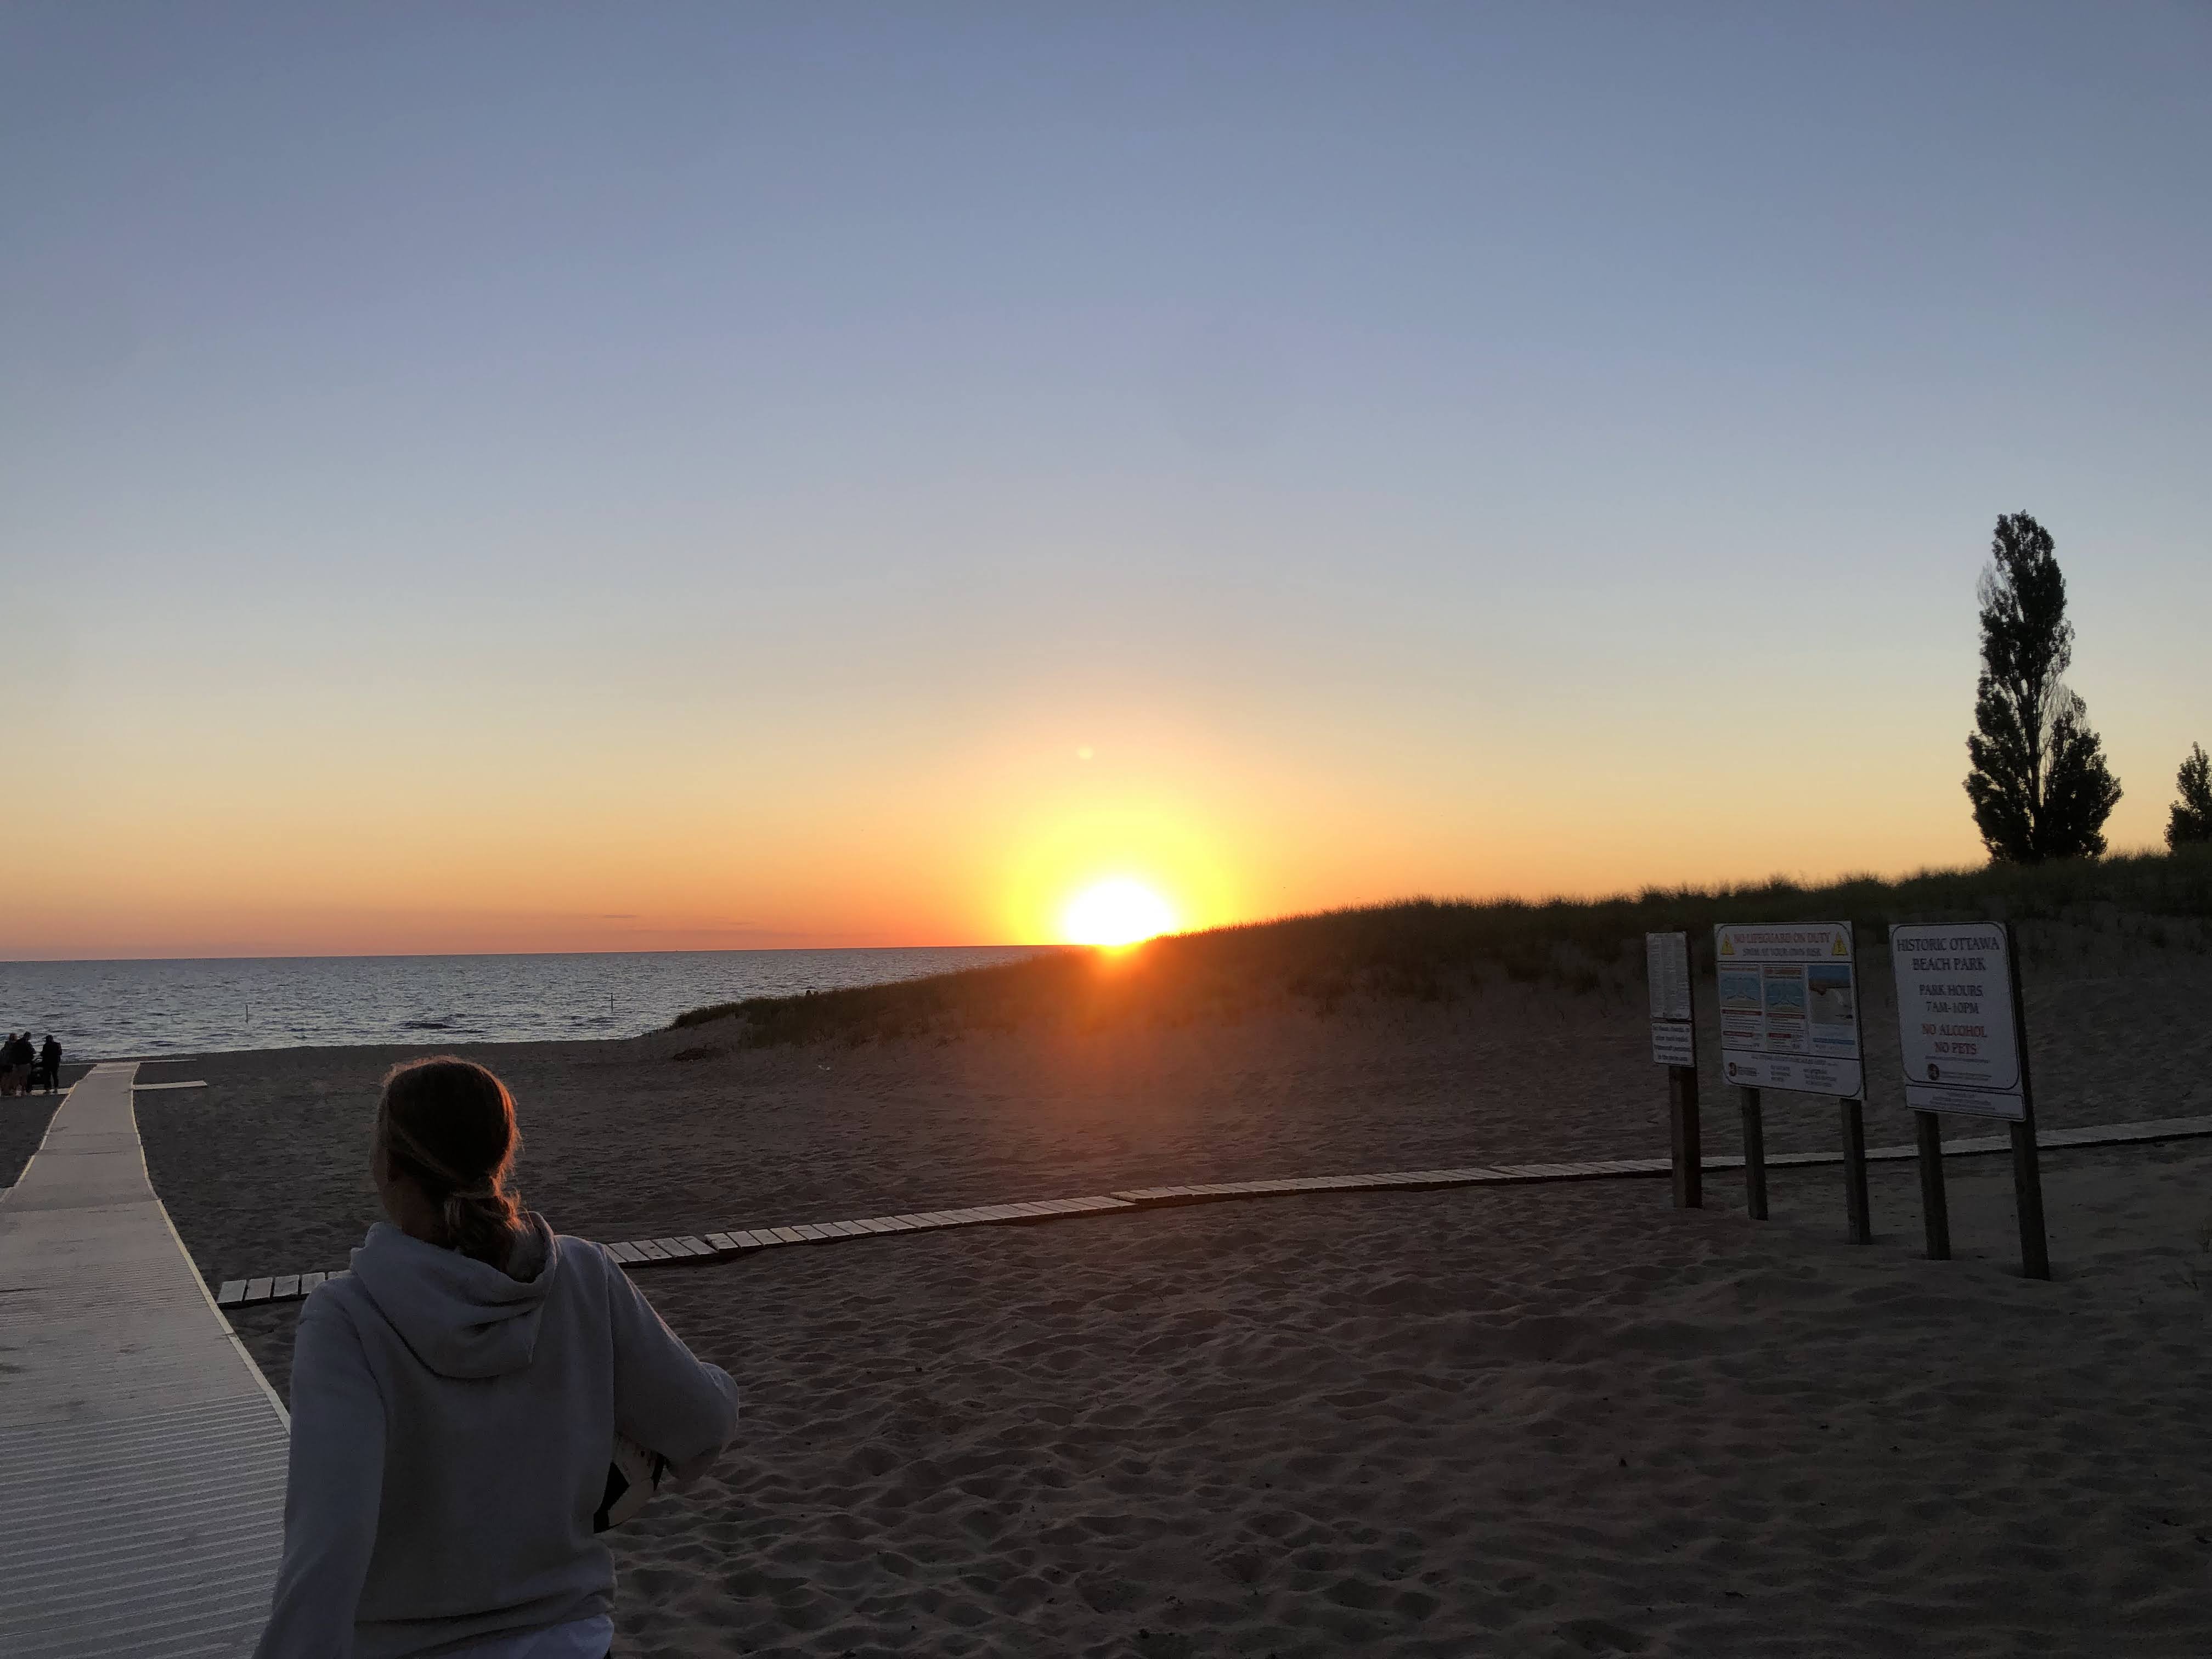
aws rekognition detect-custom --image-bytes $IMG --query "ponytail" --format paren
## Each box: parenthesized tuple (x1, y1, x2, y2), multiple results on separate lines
(441, 1181, 522, 1268)
(377, 1057, 525, 1268)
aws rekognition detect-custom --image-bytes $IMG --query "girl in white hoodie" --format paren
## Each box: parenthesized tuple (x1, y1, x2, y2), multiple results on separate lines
(255, 1058, 741, 1659)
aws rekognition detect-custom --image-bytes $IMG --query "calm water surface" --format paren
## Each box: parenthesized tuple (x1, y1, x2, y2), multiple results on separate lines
(0, 948, 1046, 1059)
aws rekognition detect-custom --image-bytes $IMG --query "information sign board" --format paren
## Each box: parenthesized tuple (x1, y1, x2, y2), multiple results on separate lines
(1712, 922, 1863, 1097)
(1889, 923, 2025, 1121)
(1646, 932, 1695, 1066)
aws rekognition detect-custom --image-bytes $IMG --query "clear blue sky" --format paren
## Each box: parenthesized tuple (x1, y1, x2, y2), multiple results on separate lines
(5, 4, 2208, 956)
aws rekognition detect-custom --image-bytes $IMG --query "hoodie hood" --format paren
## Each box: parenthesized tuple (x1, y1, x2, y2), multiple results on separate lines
(349, 1214, 562, 1380)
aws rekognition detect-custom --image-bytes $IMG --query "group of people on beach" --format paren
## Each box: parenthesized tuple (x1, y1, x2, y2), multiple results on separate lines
(0, 1032, 60, 1096)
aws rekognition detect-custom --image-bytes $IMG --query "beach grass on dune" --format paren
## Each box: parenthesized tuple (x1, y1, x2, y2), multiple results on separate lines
(670, 846, 2212, 1048)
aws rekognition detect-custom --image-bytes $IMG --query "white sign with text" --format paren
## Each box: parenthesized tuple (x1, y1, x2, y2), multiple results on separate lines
(1889, 922, 2025, 1121)
(1646, 931, 1695, 1065)
(1713, 922, 1864, 1097)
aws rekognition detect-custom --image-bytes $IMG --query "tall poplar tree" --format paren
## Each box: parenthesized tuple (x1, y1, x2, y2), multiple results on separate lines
(1962, 512, 2121, 863)
(2169, 744, 2212, 849)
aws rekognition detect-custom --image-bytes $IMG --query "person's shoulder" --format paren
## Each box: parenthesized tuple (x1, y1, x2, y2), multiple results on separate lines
(547, 1234, 639, 1319)
(301, 1269, 370, 1323)
(291, 1271, 379, 1358)
(552, 1232, 625, 1282)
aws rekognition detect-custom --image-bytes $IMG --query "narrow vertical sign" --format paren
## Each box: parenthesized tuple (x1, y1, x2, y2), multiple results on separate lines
(1647, 930, 1701, 1211)
(1646, 931, 1694, 1065)
(1889, 923, 2024, 1120)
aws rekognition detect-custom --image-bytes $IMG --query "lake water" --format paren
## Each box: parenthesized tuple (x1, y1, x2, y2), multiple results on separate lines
(0, 947, 1047, 1060)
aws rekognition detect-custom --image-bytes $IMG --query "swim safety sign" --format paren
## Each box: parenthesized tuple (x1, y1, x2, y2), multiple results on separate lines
(1888, 923, 2025, 1121)
(1712, 922, 1864, 1097)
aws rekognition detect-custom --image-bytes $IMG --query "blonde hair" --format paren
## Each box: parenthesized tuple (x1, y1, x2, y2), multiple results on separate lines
(376, 1057, 524, 1267)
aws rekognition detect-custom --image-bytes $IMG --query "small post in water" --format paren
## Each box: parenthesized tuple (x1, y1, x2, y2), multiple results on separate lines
(1839, 1097, 1871, 1244)
(1914, 1111, 1950, 1260)
(1740, 1086, 1768, 1220)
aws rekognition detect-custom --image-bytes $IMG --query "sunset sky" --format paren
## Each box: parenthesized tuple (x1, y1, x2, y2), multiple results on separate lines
(6, 5, 2209, 960)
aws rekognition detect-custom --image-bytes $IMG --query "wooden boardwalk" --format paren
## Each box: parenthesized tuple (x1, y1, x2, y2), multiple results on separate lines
(218, 1112, 2212, 1306)
(0, 1063, 287, 1659)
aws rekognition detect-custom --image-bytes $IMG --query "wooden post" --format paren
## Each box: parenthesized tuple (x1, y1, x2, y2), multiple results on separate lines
(1839, 1098, 1871, 1244)
(1914, 1110, 1950, 1260)
(1669, 1064, 1702, 1210)
(2010, 1121, 2049, 1279)
(2005, 924, 2050, 1279)
(1739, 1086, 1768, 1220)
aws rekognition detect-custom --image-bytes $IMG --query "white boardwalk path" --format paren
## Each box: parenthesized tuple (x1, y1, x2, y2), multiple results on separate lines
(0, 1063, 286, 1659)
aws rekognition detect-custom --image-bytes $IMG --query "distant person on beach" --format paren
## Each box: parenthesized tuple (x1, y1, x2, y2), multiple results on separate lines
(0, 1032, 25, 1096)
(254, 1056, 740, 1659)
(38, 1035, 61, 1093)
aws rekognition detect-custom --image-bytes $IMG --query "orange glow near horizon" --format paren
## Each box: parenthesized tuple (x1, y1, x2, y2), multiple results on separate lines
(8, 676, 2187, 963)
(1059, 878, 1177, 947)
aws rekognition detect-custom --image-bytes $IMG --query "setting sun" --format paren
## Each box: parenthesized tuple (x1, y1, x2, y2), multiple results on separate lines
(1060, 878, 1177, 947)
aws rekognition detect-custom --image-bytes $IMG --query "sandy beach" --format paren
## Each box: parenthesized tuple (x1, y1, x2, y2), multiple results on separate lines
(136, 943, 2212, 1289)
(1, 1091, 65, 1192)
(201, 1142, 2212, 1657)
(123, 956, 2212, 1655)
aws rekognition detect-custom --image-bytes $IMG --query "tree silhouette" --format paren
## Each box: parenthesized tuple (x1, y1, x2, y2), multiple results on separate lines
(2169, 744, 2212, 850)
(1962, 512, 2121, 863)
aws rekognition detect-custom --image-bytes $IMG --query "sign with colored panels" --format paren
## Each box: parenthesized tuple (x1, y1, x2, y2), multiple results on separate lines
(1712, 922, 1864, 1097)
(1646, 931, 1694, 1065)
(1889, 923, 2026, 1121)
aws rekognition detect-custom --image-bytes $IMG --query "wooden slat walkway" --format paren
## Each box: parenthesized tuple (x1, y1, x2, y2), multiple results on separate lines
(217, 1113, 2212, 1305)
(0, 1063, 287, 1659)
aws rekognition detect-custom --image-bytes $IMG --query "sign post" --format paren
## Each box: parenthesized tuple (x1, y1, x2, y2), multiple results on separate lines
(1838, 1094, 1870, 1245)
(1739, 1086, 1768, 1221)
(1914, 1110, 1950, 1261)
(1646, 931, 1700, 1209)
(1714, 922, 1869, 1243)
(1889, 921, 2047, 1279)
